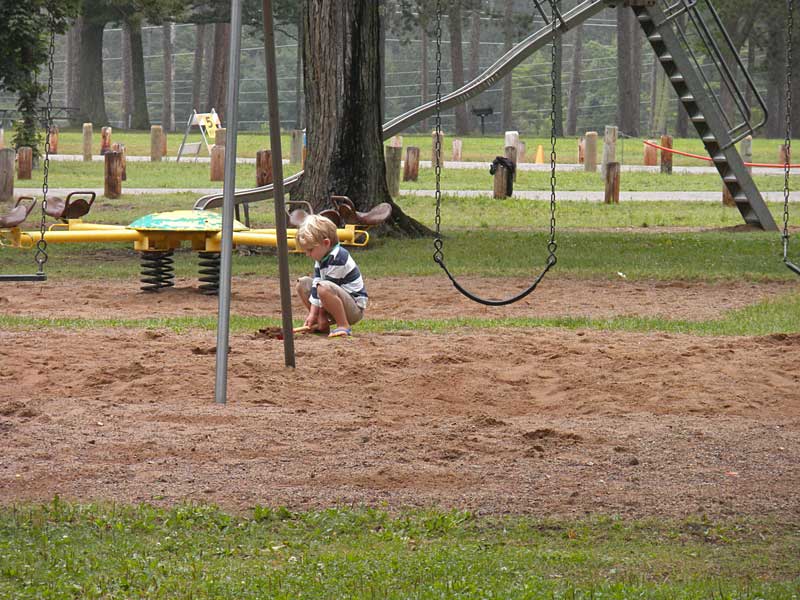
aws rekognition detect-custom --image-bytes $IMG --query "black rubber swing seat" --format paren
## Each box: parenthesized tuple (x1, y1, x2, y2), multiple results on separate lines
(44, 191, 96, 221)
(0, 196, 36, 228)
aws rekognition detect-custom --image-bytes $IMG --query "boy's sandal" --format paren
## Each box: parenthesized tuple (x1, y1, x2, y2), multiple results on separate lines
(328, 327, 352, 338)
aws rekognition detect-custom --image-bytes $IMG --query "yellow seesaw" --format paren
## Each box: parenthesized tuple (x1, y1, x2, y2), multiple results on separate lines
(1, 210, 369, 293)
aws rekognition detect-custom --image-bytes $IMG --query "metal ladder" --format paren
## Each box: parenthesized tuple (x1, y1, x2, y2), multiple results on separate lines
(632, 0, 777, 230)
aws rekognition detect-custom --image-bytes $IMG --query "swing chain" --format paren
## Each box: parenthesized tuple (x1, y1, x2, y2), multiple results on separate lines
(783, 0, 794, 260)
(35, 19, 56, 273)
(433, 0, 444, 266)
(547, 0, 558, 265)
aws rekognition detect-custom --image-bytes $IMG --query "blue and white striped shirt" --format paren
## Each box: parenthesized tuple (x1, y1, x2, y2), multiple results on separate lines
(310, 244, 368, 309)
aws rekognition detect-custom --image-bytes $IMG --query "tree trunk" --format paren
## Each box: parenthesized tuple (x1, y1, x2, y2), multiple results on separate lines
(77, 19, 109, 126)
(501, 0, 514, 131)
(299, 0, 430, 236)
(162, 23, 174, 132)
(66, 19, 82, 127)
(207, 22, 231, 121)
(565, 24, 583, 136)
(469, 8, 481, 82)
(765, 16, 786, 138)
(553, 1, 564, 138)
(421, 28, 429, 132)
(448, 1, 469, 135)
(192, 23, 206, 112)
(295, 16, 304, 128)
(121, 22, 133, 128)
(128, 18, 150, 130)
(616, 5, 641, 136)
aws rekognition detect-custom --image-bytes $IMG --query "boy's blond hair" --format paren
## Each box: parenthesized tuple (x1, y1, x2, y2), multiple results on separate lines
(296, 213, 339, 251)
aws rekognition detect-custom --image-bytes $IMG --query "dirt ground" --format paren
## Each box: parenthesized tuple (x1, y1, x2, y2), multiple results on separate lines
(1, 276, 799, 519)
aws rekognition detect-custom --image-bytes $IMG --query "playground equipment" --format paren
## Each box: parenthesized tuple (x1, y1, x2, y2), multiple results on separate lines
(432, 0, 559, 307)
(0, 210, 369, 293)
(783, 0, 799, 276)
(193, 0, 778, 233)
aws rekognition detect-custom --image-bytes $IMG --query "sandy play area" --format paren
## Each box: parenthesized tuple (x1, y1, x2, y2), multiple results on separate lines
(1, 275, 799, 519)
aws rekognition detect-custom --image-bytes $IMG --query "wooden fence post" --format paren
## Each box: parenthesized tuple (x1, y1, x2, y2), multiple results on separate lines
(518, 141, 526, 163)
(210, 145, 225, 181)
(578, 136, 585, 164)
(82, 123, 93, 161)
(104, 151, 123, 198)
(215, 128, 226, 147)
(604, 161, 620, 204)
(111, 142, 127, 181)
(256, 149, 273, 186)
(384, 145, 402, 198)
(504, 145, 517, 182)
(17, 147, 33, 180)
(601, 125, 617, 177)
(390, 135, 403, 148)
(493, 160, 513, 199)
(643, 141, 658, 166)
(100, 126, 112, 155)
(0, 148, 14, 203)
(452, 139, 463, 161)
(161, 130, 168, 157)
(150, 125, 163, 162)
(431, 130, 444, 170)
(660, 134, 673, 174)
(584, 131, 597, 172)
(290, 129, 303, 164)
(403, 146, 420, 181)
(49, 126, 59, 154)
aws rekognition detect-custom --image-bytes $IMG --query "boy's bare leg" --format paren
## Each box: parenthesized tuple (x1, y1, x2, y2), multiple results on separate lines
(317, 285, 350, 330)
(295, 280, 331, 332)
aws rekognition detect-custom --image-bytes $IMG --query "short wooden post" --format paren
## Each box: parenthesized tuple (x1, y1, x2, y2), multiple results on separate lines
(0, 148, 15, 203)
(660, 134, 673, 174)
(493, 160, 512, 199)
(724, 135, 752, 207)
(256, 149, 273, 186)
(161, 130, 168, 157)
(100, 126, 112, 155)
(390, 135, 403, 148)
(403, 146, 420, 181)
(17, 147, 33, 180)
(48, 126, 59, 154)
(150, 125, 163, 162)
(104, 151, 123, 198)
(210, 145, 225, 181)
(111, 142, 127, 181)
(779, 143, 791, 165)
(504, 130, 520, 153)
(601, 125, 617, 177)
(290, 129, 303, 164)
(584, 131, 597, 172)
(452, 139, 463, 161)
(643, 141, 658, 166)
(604, 161, 620, 204)
(431, 130, 444, 169)
(384, 145, 402, 198)
(578, 136, 585, 164)
(215, 128, 226, 147)
(82, 123, 93, 161)
(517, 141, 526, 163)
(504, 145, 517, 182)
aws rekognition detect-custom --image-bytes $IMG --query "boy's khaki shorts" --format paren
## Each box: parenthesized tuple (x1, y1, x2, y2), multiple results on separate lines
(296, 276, 364, 325)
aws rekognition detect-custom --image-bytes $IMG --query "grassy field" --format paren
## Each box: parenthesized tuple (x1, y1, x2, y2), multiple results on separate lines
(44, 129, 800, 166)
(1, 501, 798, 599)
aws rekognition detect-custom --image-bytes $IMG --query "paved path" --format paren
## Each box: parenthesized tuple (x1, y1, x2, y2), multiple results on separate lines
(49, 153, 790, 176)
(14, 186, 800, 203)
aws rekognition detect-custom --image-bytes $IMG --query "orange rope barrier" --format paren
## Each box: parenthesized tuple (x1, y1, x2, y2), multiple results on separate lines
(642, 139, 799, 169)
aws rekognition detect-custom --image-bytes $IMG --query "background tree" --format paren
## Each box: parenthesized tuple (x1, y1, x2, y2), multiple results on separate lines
(298, 0, 428, 236)
(615, 4, 641, 136)
(0, 0, 80, 159)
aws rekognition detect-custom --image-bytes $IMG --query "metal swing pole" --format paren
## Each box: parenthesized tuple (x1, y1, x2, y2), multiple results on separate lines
(214, 0, 244, 404)
(262, 0, 296, 366)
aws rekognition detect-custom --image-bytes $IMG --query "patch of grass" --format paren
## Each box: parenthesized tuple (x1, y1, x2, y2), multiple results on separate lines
(0, 502, 797, 599)
(2, 290, 798, 336)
